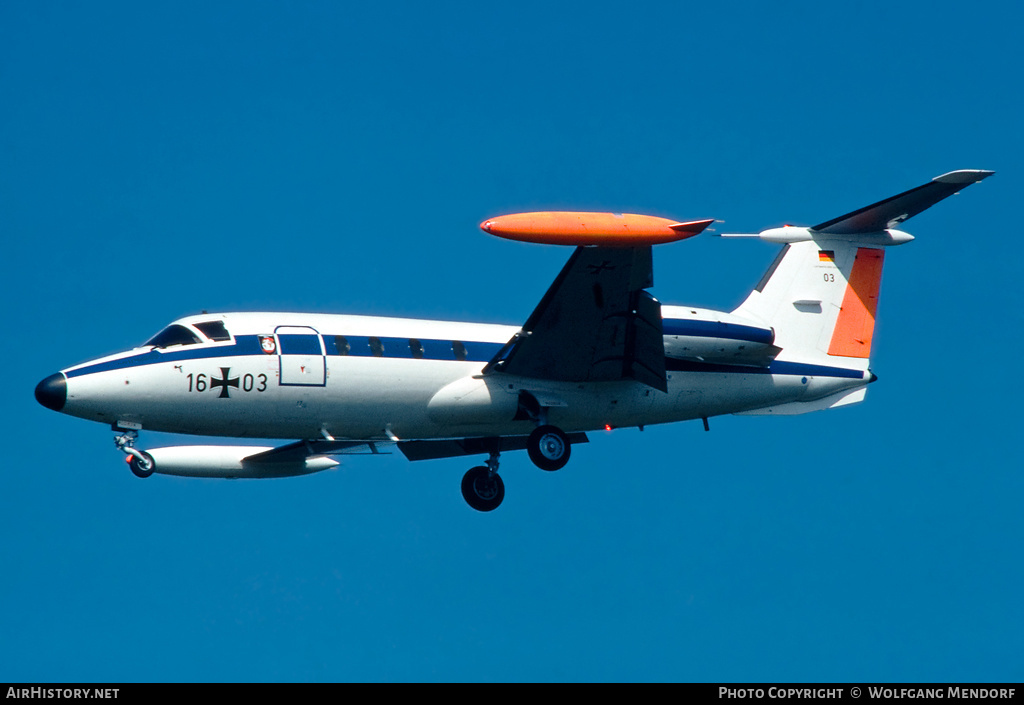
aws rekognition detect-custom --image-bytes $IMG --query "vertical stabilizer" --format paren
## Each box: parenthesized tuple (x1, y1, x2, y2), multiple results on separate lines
(729, 170, 993, 371)
(733, 241, 879, 369)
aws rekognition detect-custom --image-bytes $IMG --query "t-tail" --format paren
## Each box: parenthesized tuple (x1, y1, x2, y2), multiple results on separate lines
(726, 170, 992, 408)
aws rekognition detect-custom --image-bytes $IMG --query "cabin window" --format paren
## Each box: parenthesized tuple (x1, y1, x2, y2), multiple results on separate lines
(409, 339, 424, 359)
(194, 320, 231, 342)
(278, 334, 322, 355)
(452, 340, 467, 361)
(144, 325, 201, 349)
(334, 335, 351, 355)
(369, 336, 384, 357)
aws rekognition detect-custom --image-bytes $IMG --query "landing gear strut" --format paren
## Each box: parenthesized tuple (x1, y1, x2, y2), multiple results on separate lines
(461, 450, 504, 512)
(114, 428, 155, 478)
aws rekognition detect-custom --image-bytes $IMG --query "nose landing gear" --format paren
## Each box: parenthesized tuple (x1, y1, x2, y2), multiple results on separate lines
(114, 427, 155, 478)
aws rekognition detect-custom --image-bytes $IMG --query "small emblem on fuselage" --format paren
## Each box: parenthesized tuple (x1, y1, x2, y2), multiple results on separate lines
(259, 335, 277, 354)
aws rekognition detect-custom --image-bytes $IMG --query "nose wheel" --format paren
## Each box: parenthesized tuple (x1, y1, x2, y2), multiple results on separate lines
(114, 427, 155, 478)
(128, 451, 156, 478)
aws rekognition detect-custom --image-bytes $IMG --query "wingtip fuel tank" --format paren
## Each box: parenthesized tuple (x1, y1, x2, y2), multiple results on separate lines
(139, 445, 340, 479)
(480, 212, 713, 246)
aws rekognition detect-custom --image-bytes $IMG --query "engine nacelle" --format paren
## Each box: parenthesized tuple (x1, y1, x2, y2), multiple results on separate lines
(662, 306, 778, 366)
(144, 445, 339, 479)
(427, 375, 518, 425)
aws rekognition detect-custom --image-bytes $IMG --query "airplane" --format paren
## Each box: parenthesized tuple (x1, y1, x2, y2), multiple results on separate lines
(34, 170, 992, 511)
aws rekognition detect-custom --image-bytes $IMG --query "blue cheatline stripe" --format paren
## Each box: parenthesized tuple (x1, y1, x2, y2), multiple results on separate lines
(769, 361, 864, 379)
(666, 358, 864, 379)
(65, 335, 263, 378)
(65, 334, 505, 378)
(662, 318, 775, 345)
(325, 335, 503, 362)
(65, 333, 862, 381)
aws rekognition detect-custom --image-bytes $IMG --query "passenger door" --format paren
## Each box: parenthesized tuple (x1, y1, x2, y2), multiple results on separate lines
(276, 326, 326, 386)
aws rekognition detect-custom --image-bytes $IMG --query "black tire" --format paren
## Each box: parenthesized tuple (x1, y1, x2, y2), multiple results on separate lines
(129, 451, 155, 479)
(461, 466, 504, 512)
(527, 425, 570, 471)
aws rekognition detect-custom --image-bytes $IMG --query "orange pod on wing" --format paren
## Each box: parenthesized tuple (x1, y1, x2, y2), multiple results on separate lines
(480, 212, 713, 246)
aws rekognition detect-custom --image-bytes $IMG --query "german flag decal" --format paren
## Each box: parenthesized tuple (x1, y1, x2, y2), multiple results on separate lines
(818, 250, 835, 262)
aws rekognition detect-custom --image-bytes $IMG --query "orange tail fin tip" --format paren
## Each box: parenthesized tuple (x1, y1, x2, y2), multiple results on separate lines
(828, 248, 885, 358)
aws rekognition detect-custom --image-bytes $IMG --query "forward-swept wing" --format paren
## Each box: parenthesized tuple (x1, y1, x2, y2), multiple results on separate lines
(483, 245, 668, 391)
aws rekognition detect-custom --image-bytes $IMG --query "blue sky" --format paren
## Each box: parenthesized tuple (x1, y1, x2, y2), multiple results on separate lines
(2, 0, 1021, 682)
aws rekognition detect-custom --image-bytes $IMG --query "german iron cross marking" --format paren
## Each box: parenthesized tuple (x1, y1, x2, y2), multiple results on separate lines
(210, 367, 240, 398)
(587, 261, 615, 275)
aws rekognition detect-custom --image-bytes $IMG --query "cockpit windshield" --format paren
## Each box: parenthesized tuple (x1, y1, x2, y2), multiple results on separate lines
(194, 320, 231, 342)
(144, 324, 201, 349)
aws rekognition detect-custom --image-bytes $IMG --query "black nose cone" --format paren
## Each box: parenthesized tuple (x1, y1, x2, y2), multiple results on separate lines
(35, 373, 67, 412)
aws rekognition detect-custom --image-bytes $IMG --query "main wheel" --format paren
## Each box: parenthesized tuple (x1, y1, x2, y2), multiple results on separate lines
(527, 425, 570, 471)
(129, 451, 155, 478)
(461, 466, 505, 512)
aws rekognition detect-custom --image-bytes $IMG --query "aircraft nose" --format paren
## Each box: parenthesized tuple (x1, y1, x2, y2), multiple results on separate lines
(35, 372, 67, 412)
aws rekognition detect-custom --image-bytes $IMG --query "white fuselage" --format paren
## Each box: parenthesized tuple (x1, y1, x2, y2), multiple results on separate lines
(55, 310, 870, 442)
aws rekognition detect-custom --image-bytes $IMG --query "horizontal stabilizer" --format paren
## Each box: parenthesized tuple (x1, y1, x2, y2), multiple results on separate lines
(811, 170, 994, 235)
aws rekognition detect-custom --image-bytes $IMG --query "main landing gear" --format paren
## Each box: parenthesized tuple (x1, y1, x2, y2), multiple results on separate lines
(114, 427, 155, 478)
(460, 424, 572, 512)
(527, 425, 570, 471)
